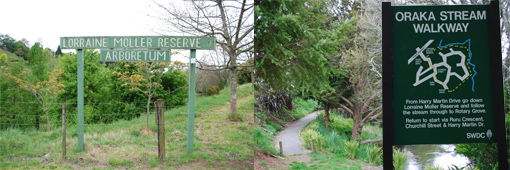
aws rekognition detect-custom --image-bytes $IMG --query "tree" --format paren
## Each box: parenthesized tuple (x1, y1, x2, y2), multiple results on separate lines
(113, 60, 187, 131)
(255, 0, 357, 129)
(20, 38, 30, 48)
(3, 68, 65, 133)
(55, 45, 63, 57)
(26, 42, 49, 82)
(334, 0, 385, 141)
(255, 0, 340, 96)
(0, 34, 16, 53)
(198, 50, 231, 90)
(15, 41, 28, 60)
(153, 0, 254, 119)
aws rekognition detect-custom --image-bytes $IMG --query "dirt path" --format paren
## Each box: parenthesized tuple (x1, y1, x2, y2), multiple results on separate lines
(273, 111, 320, 155)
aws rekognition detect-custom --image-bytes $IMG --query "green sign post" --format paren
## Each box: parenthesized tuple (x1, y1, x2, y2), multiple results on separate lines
(60, 36, 215, 154)
(382, 1, 507, 169)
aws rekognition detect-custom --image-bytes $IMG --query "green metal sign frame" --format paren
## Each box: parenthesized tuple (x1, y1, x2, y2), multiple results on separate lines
(60, 36, 215, 154)
(382, 1, 508, 169)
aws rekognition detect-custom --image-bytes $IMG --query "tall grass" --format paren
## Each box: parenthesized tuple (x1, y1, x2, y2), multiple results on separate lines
(300, 111, 384, 167)
(254, 126, 277, 154)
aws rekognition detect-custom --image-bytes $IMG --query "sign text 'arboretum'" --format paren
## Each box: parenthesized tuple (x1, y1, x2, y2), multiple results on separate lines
(100, 50, 171, 62)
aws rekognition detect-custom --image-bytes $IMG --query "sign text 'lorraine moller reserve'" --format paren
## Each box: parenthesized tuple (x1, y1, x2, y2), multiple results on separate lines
(100, 50, 171, 62)
(60, 36, 216, 50)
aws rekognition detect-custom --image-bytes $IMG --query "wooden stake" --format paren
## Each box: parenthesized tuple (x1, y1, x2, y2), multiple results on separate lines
(156, 99, 165, 161)
(311, 139, 315, 153)
(279, 141, 283, 156)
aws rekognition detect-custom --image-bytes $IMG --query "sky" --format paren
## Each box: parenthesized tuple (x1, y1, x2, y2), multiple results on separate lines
(0, 0, 194, 62)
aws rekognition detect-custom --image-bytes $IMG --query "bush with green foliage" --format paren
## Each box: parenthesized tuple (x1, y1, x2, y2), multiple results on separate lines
(55, 50, 188, 125)
(301, 129, 323, 150)
(344, 140, 359, 159)
(329, 115, 353, 136)
(455, 112, 510, 169)
(205, 86, 220, 96)
(366, 144, 382, 164)
(0, 53, 7, 63)
(393, 147, 409, 170)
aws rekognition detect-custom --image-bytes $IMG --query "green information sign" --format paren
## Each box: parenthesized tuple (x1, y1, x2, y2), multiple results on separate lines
(60, 36, 216, 50)
(392, 5, 494, 145)
(100, 50, 171, 62)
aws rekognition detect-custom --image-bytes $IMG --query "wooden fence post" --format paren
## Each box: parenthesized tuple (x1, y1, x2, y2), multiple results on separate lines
(279, 141, 283, 156)
(155, 99, 165, 161)
(62, 102, 66, 159)
(311, 139, 315, 153)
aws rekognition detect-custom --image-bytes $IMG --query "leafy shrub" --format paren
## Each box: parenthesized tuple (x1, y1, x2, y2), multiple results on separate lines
(205, 86, 220, 96)
(329, 115, 353, 136)
(264, 120, 283, 135)
(307, 121, 320, 132)
(366, 144, 382, 164)
(344, 140, 359, 159)
(0, 53, 7, 63)
(455, 143, 498, 169)
(301, 129, 323, 150)
(455, 113, 510, 170)
(393, 147, 409, 170)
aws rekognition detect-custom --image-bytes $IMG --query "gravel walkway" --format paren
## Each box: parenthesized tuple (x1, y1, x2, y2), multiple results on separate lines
(273, 111, 320, 155)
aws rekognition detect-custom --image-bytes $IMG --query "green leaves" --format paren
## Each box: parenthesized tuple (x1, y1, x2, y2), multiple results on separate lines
(255, 0, 357, 99)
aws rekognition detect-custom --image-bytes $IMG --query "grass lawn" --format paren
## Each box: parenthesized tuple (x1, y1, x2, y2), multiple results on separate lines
(0, 83, 254, 169)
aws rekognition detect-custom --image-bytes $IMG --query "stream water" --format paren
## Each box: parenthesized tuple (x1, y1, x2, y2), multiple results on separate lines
(403, 144, 470, 170)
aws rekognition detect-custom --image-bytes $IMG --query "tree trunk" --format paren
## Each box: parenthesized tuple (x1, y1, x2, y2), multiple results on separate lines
(352, 103, 363, 140)
(230, 54, 237, 119)
(146, 96, 152, 130)
(44, 109, 51, 133)
(251, 67, 254, 87)
(36, 105, 40, 130)
(36, 116, 40, 130)
(230, 67, 237, 118)
(325, 103, 330, 132)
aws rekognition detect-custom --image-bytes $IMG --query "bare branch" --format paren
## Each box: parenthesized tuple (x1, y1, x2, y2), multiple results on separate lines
(361, 106, 382, 125)
(337, 103, 354, 116)
(340, 96, 354, 108)
(360, 139, 382, 144)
